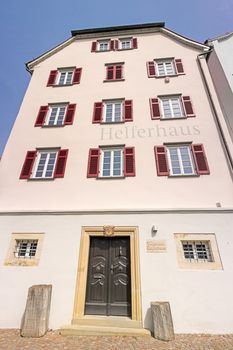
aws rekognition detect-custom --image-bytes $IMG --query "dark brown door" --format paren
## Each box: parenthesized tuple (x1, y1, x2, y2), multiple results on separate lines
(85, 236, 131, 316)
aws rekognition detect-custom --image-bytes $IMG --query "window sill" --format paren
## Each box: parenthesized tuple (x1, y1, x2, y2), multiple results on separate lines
(4, 258, 39, 267)
(28, 177, 55, 181)
(51, 83, 75, 87)
(103, 79, 125, 83)
(160, 116, 187, 121)
(117, 48, 134, 51)
(95, 49, 111, 53)
(100, 121, 125, 125)
(168, 174, 199, 178)
(42, 124, 66, 128)
(97, 176, 125, 180)
(177, 261, 223, 270)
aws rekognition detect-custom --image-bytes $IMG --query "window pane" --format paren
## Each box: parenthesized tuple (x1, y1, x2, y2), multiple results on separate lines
(106, 103, 113, 122)
(66, 72, 73, 84)
(182, 241, 212, 262)
(165, 62, 175, 75)
(59, 72, 66, 85)
(162, 99, 172, 118)
(157, 63, 165, 76)
(15, 240, 38, 259)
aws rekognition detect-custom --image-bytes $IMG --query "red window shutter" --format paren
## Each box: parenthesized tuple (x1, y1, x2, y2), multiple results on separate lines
(54, 149, 68, 178)
(132, 38, 138, 49)
(115, 65, 122, 79)
(72, 68, 82, 84)
(35, 106, 48, 126)
(175, 59, 184, 74)
(106, 66, 114, 80)
(150, 98, 161, 119)
(192, 144, 210, 175)
(154, 146, 169, 176)
(47, 70, 57, 86)
(124, 100, 133, 122)
(115, 40, 119, 50)
(20, 151, 37, 179)
(92, 102, 103, 123)
(124, 147, 135, 176)
(87, 148, 100, 177)
(110, 40, 115, 50)
(147, 61, 156, 77)
(182, 96, 195, 117)
(64, 104, 76, 125)
(91, 41, 97, 52)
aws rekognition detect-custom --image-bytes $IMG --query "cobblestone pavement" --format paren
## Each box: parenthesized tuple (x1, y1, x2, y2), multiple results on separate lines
(0, 330, 233, 350)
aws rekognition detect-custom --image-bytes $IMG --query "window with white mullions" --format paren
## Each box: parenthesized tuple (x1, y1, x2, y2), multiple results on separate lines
(182, 241, 213, 262)
(161, 96, 184, 119)
(101, 148, 123, 177)
(156, 60, 175, 76)
(58, 71, 73, 85)
(105, 101, 123, 122)
(168, 146, 195, 175)
(99, 41, 109, 51)
(120, 39, 132, 49)
(34, 151, 57, 178)
(14, 240, 38, 259)
(47, 105, 67, 126)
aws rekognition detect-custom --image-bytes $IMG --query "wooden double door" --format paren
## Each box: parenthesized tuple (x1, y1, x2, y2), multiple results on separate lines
(85, 236, 131, 316)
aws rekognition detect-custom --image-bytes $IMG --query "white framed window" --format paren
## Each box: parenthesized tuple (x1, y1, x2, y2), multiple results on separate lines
(100, 148, 124, 177)
(160, 95, 184, 119)
(156, 59, 175, 76)
(167, 145, 195, 176)
(15, 240, 38, 259)
(58, 69, 74, 85)
(174, 233, 223, 270)
(120, 38, 132, 50)
(182, 241, 213, 262)
(104, 100, 123, 123)
(98, 40, 109, 51)
(46, 104, 67, 126)
(33, 150, 58, 179)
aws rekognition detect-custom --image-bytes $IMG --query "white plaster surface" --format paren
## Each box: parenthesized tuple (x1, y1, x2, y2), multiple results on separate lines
(0, 213, 232, 333)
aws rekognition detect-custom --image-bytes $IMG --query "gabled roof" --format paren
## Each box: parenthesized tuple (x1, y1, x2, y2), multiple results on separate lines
(205, 31, 233, 44)
(26, 22, 210, 72)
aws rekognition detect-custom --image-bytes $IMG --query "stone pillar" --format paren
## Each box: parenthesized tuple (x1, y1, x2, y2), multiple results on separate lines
(151, 301, 174, 341)
(20, 284, 52, 337)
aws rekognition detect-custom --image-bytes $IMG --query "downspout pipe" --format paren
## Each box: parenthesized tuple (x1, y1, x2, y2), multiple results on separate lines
(197, 51, 233, 174)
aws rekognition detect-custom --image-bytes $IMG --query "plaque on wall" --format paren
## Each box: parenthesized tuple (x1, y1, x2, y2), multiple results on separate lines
(146, 240, 167, 253)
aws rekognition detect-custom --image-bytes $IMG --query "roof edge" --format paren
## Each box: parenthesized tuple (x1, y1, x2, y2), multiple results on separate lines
(71, 22, 165, 36)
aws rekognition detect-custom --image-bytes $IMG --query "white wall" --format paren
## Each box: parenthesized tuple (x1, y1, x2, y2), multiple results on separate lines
(211, 35, 233, 91)
(0, 31, 232, 211)
(0, 212, 232, 333)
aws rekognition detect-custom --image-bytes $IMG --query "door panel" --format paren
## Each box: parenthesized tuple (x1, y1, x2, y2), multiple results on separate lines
(85, 238, 109, 315)
(109, 238, 131, 315)
(85, 237, 131, 316)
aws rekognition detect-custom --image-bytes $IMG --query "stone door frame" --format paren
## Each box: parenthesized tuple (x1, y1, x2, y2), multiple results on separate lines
(72, 226, 142, 323)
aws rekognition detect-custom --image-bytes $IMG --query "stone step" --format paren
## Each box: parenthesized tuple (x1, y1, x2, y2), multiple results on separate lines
(72, 316, 142, 328)
(60, 324, 151, 336)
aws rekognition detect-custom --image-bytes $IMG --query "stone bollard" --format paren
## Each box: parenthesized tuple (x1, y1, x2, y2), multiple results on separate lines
(150, 301, 174, 341)
(20, 284, 52, 337)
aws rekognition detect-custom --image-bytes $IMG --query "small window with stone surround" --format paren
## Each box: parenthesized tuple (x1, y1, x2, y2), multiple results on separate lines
(174, 233, 222, 270)
(4, 233, 44, 266)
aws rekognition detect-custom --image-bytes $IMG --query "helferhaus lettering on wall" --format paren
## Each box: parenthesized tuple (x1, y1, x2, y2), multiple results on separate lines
(100, 124, 200, 141)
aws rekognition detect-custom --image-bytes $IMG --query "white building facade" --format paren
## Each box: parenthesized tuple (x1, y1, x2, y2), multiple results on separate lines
(0, 23, 233, 334)
(206, 32, 233, 142)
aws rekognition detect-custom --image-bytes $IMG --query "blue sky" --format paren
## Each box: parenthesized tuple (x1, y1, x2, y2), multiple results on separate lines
(0, 0, 233, 156)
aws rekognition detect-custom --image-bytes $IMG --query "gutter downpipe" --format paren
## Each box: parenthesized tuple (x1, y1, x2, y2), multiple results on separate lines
(197, 51, 233, 174)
